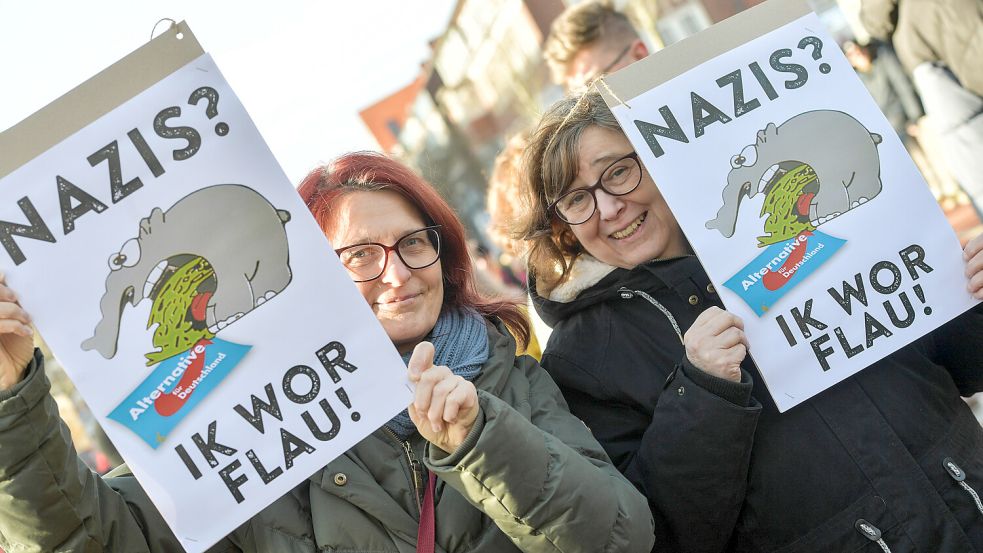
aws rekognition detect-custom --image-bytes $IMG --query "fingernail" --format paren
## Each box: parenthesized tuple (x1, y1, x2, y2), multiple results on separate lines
(432, 422, 441, 433)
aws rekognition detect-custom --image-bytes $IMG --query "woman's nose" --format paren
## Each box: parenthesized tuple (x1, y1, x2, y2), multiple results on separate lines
(380, 253, 412, 286)
(595, 189, 625, 221)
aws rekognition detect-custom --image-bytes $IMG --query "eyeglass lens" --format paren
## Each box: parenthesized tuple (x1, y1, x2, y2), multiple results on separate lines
(555, 155, 641, 223)
(338, 228, 440, 282)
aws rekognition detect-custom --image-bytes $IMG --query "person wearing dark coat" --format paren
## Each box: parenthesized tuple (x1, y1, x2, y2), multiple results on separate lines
(516, 90, 983, 552)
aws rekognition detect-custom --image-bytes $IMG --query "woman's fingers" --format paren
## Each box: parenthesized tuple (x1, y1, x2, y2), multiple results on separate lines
(412, 364, 452, 425)
(0, 302, 32, 328)
(717, 326, 746, 348)
(407, 341, 435, 382)
(964, 233, 983, 262)
(685, 308, 747, 382)
(0, 282, 19, 305)
(0, 318, 33, 338)
(426, 375, 461, 432)
(700, 309, 745, 337)
(443, 382, 476, 424)
(964, 234, 983, 297)
(966, 249, 983, 297)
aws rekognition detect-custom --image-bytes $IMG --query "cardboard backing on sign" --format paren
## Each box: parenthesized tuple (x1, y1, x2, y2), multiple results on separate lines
(0, 21, 203, 180)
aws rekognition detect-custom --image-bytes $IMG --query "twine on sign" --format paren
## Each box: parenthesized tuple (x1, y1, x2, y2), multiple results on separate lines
(595, 76, 631, 109)
(149, 18, 178, 41)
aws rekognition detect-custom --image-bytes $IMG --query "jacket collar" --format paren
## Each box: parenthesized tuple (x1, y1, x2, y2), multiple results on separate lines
(544, 255, 618, 304)
(531, 254, 701, 328)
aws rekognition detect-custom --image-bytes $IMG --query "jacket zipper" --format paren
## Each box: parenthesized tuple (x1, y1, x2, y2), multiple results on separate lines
(855, 519, 892, 552)
(943, 457, 983, 516)
(384, 427, 424, 515)
(618, 287, 684, 343)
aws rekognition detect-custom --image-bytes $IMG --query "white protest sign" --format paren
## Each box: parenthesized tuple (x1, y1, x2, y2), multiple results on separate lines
(0, 24, 411, 552)
(601, 0, 978, 412)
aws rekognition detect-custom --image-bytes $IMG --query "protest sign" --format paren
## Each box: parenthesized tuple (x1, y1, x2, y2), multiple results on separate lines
(599, 0, 978, 412)
(0, 23, 411, 551)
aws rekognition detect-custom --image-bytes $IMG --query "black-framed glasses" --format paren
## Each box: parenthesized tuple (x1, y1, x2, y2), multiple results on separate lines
(334, 225, 441, 282)
(577, 43, 633, 88)
(600, 43, 632, 76)
(548, 152, 643, 225)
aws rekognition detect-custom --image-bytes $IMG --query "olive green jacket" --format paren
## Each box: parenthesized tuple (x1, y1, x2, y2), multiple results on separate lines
(0, 322, 654, 552)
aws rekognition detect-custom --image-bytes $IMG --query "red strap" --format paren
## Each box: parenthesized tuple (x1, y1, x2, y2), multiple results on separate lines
(417, 472, 436, 553)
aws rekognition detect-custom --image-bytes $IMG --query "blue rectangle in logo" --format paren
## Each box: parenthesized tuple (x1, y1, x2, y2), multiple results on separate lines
(724, 230, 846, 316)
(107, 338, 250, 448)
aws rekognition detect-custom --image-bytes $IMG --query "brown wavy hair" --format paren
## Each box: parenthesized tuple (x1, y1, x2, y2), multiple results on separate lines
(299, 151, 529, 348)
(514, 90, 622, 295)
(487, 131, 531, 259)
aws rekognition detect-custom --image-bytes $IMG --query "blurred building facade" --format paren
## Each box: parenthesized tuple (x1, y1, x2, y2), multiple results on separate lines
(360, 0, 843, 242)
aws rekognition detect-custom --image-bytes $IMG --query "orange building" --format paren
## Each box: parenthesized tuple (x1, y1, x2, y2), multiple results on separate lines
(358, 74, 426, 153)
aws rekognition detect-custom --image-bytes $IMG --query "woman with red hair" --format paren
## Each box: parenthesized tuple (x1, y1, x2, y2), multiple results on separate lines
(0, 152, 653, 552)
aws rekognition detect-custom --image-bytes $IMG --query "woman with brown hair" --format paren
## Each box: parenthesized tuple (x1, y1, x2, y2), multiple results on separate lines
(518, 90, 983, 552)
(0, 151, 653, 552)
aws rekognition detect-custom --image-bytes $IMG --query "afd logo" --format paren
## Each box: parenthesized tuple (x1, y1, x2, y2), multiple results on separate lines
(108, 339, 250, 448)
(724, 231, 845, 315)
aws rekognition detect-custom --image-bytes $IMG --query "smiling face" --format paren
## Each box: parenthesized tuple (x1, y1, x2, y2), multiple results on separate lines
(328, 190, 444, 354)
(565, 126, 688, 269)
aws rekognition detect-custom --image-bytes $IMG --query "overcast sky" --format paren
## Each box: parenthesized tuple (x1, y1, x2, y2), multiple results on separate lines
(0, 1, 457, 183)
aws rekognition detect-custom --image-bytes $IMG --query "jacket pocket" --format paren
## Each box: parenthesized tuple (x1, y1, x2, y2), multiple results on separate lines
(768, 493, 914, 553)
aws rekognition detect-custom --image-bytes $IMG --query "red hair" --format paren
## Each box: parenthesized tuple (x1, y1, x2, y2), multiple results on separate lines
(298, 151, 529, 348)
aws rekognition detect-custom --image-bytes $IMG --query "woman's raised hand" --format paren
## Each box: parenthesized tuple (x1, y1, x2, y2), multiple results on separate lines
(964, 233, 983, 299)
(0, 275, 35, 391)
(407, 341, 480, 454)
(683, 306, 747, 383)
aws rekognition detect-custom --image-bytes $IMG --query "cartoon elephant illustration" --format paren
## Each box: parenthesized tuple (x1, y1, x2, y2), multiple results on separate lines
(706, 110, 883, 238)
(81, 184, 292, 359)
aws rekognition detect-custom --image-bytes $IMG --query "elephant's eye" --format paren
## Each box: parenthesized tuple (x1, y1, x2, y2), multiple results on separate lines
(739, 145, 757, 167)
(108, 238, 141, 271)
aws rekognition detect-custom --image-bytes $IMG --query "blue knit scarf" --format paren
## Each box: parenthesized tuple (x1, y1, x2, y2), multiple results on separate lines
(386, 307, 490, 440)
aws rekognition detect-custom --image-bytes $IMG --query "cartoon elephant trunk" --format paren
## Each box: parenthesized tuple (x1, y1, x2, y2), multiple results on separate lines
(81, 275, 136, 359)
(705, 179, 750, 238)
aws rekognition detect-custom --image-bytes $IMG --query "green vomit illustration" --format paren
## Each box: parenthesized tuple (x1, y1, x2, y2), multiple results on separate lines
(706, 110, 883, 243)
(758, 164, 818, 246)
(145, 256, 215, 366)
(81, 184, 293, 361)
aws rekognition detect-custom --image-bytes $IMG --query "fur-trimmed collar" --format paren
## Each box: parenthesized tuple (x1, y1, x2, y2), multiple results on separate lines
(545, 255, 618, 303)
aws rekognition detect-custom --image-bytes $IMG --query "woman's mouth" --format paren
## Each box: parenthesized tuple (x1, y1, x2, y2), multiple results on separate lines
(378, 292, 422, 308)
(610, 212, 647, 240)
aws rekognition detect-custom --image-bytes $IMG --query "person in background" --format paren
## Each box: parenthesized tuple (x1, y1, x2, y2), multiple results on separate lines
(860, 0, 983, 215)
(0, 152, 654, 552)
(843, 39, 924, 143)
(486, 131, 550, 357)
(543, 0, 649, 91)
(517, 89, 983, 552)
